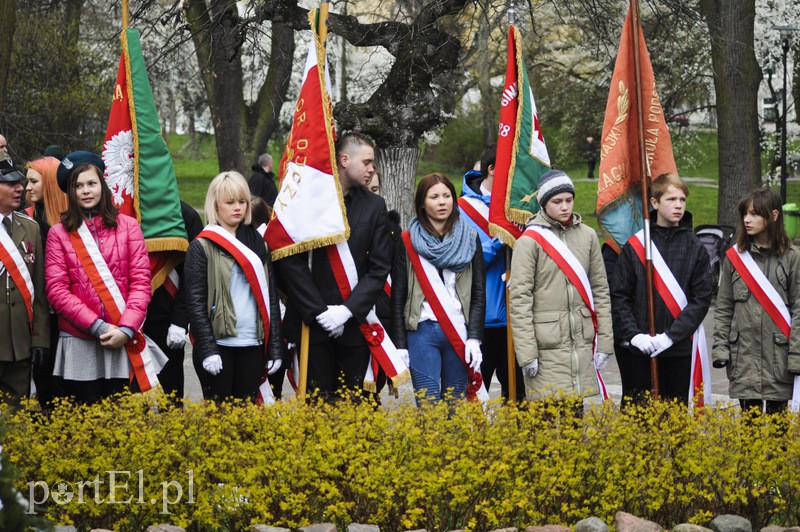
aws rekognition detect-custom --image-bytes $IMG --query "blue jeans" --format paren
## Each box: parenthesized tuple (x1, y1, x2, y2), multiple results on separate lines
(407, 320, 468, 403)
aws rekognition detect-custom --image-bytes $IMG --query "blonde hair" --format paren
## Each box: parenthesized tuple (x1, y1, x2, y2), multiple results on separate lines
(26, 156, 68, 227)
(204, 171, 252, 226)
(651, 173, 689, 201)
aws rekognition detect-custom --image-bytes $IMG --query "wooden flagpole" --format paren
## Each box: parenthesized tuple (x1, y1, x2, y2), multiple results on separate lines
(297, 4, 330, 402)
(630, 0, 659, 400)
(505, 250, 517, 402)
(503, 0, 518, 404)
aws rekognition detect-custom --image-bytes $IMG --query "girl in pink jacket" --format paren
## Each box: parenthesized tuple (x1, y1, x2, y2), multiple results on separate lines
(45, 151, 165, 403)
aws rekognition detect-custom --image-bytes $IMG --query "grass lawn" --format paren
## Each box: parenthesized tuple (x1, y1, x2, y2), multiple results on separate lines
(165, 130, 800, 234)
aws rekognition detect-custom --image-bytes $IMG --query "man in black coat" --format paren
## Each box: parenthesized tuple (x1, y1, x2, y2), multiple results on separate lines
(144, 201, 204, 400)
(249, 154, 278, 206)
(276, 132, 392, 401)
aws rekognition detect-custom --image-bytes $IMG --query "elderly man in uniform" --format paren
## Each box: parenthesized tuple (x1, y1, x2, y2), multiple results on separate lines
(0, 154, 50, 401)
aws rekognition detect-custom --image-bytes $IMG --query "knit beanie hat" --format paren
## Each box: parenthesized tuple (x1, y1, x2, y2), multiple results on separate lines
(537, 169, 575, 207)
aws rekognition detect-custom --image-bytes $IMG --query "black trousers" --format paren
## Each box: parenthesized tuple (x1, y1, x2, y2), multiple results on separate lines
(194, 344, 263, 403)
(479, 327, 525, 401)
(740, 399, 787, 414)
(62, 378, 128, 405)
(307, 338, 371, 402)
(32, 313, 66, 409)
(616, 345, 692, 405)
(143, 320, 186, 400)
(0, 359, 32, 402)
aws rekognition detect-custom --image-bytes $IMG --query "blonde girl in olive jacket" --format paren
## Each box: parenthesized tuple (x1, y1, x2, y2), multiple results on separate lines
(509, 170, 613, 401)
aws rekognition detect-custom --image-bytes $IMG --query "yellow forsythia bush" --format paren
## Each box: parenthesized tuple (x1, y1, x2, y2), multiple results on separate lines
(2, 393, 800, 531)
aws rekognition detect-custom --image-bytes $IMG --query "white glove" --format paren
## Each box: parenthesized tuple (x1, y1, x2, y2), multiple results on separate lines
(522, 359, 539, 379)
(316, 305, 353, 332)
(594, 352, 610, 370)
(165, 324, 187, 349)
(328, 324, 345, 338)
(464, 339, 483, 371)
(266, 359, 282, 375)
(650, 333, 674, 357)
(202, 355, 223, 375)
(631, 333, 657, 355)
(396, 349, 410, 367)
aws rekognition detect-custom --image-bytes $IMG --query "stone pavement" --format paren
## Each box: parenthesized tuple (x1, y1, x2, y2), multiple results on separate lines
(182, 300, 734, 408)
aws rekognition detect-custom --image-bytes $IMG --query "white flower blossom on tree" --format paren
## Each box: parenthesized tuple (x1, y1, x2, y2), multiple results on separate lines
(102, 129, 134, 206)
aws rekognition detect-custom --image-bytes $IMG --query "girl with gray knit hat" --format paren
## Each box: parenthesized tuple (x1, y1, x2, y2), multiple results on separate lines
(508, 169, 614, 408)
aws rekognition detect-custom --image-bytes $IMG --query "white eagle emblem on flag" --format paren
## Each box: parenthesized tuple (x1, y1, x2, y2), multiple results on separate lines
(102, 129, 134, 206)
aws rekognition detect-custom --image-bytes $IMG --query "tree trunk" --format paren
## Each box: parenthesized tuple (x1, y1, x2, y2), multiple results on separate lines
(700, 0, 762, 227)
(375, 146, 419, 228)
(167, 88, 177, 138)
(185, 0, 245, 172)
(243, 21, 295, 165)
(0, 0, 15, 117)
(794, 45, 799, 127)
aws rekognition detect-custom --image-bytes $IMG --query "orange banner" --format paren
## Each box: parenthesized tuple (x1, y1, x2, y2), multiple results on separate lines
(596, 7, 677, 245)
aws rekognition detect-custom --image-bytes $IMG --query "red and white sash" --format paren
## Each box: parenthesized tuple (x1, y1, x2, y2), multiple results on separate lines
(401, 232, 490, 402)
(629, 230, 710, 407)
(163, 268, 180, 298)
(325, 242, 410, 391)
(69, 222, 164, 393)
(726, 245, 800, 412)
(522, 226, 609, 400)
(458, 197, 490, 237)
(0, 219, 34, 329)
(197, 225, 275, 405)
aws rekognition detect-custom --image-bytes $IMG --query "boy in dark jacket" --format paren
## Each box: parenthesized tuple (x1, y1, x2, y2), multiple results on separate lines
(610, 173, 713, 405)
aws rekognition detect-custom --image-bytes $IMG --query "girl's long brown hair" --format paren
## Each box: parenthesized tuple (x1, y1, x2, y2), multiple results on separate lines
(60, 164, 118, 232)
(735, 188, 791, 255)
(414, 173, 459, 237)
(26, 156, 68, 227)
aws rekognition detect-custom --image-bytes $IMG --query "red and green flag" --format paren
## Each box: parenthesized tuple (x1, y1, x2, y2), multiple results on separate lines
(103, 28, 188, 289)
(489, 25, 551, 247)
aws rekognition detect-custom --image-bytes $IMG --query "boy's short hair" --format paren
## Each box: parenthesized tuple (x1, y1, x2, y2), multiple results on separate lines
(651, 173, 689, 201)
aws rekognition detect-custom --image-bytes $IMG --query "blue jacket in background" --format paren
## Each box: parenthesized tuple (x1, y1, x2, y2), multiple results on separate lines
(460, 169, 507, 328)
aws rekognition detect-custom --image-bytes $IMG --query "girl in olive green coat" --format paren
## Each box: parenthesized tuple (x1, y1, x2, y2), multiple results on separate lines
(713, 189, 800, 413)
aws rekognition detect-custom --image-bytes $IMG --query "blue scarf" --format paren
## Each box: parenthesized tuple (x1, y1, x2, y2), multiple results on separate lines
(409, 216, 477, 273)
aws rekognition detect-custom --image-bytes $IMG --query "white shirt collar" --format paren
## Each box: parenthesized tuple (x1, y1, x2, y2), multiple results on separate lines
(479, 183, 492, 197)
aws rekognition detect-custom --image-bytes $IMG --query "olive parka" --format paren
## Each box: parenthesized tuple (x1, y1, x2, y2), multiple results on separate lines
(509, 211, 613, 399)
(713, 244, 800, 401)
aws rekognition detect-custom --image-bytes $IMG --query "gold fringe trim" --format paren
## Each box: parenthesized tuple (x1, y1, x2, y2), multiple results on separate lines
(133, 383, 164, 412)
(150, 251, 185, 293)
(146, 237, 189, 253)
(489, 222, 519, 249)
(390, 368, 411, 388)
(363, 380, 377, 393)
(311, 9, 351, 247)
(504, 26, 525, 226)
(122, 30, 142, 226)
(270, 232, 348, 262)
(503, 27, 549, 227)
(509, 206, 533, 225)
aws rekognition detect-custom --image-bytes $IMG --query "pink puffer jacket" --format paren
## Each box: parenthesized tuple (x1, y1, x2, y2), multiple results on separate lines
(45, 213, 152, 339)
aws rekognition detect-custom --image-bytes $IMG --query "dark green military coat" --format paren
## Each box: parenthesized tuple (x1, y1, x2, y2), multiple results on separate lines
(0, 212, 50, 362)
